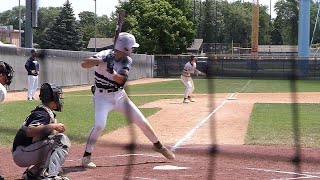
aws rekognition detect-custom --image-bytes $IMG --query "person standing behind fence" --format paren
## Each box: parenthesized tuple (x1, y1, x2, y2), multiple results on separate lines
(25, 49, 40, 101)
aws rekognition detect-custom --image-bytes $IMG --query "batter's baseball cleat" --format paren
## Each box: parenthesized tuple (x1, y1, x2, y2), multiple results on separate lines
(183, 98, 190, 103)
(81, 155, 96, 168)
(188, 96, 195, 102)
(41, 176, 69, 180)
(154, 146, 175, 160)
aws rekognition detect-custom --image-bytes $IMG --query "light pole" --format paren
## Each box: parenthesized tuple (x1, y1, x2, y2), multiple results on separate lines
(19, 0, 21, 47)
(94, 0, 97, 52)
(269, 0, 271, 54)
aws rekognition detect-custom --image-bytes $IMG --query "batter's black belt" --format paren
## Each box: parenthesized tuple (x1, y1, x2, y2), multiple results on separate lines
(97, 87, 119, 93)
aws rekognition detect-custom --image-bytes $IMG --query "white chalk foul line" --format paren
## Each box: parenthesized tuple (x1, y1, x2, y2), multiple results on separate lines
(170, 94, 231, 152)
(246, 167, 320, 179)
(239, 80, 252, 93)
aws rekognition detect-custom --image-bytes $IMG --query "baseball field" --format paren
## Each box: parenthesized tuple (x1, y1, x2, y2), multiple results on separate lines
(1, 78, 320, 179)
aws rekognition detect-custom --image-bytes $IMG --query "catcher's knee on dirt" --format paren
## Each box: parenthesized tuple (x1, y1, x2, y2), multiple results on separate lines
(42, 133, 71, 177)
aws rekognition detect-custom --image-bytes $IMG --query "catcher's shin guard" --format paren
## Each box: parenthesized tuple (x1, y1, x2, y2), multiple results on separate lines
(41, 133, 71, 177)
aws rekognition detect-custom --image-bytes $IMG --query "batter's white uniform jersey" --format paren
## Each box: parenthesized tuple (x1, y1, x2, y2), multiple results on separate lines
(84, 50, 159, 153)
(181, 61, 197, 99)
(0, 83, 7, 103)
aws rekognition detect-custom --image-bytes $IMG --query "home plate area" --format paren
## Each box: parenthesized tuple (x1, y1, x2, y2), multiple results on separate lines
(62, 144, 320, 180)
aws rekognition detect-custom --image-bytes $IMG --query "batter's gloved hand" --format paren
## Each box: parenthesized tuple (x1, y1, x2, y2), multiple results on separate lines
(102, 53, 115, 74)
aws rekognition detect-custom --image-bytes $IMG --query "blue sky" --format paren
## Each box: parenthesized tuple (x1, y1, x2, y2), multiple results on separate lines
(0, 0, 119, 19)
(0, 0, 276, 19)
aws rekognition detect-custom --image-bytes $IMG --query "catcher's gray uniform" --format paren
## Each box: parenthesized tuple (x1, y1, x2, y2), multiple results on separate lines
(12, 83, 70, 180)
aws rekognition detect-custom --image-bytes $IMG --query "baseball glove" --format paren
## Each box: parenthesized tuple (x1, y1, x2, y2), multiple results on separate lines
(195, 69, 206, 77)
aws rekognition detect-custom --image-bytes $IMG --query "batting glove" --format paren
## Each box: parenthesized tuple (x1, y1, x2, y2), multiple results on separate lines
(102, 53, 115, 74)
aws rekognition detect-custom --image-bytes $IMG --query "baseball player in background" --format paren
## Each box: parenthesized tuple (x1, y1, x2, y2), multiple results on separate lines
(181, 54, 198, 103)
(12, 83, 70, 180)
(0, 61, 13, 180)
(80, 32, 175, 168)
(0, 61, 13, 103)
(25, 49, 40, 101)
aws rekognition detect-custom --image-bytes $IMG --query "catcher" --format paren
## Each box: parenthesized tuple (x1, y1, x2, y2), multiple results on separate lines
(12, 83, 70, 180)
(181, 55, 206, 103)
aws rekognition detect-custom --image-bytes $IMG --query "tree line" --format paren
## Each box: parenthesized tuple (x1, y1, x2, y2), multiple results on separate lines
(0, 0, 319, 54)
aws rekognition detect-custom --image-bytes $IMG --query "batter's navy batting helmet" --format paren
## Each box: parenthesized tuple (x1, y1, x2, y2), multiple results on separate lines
(0, 61, 14, 86)
(39, 83, 63, 112)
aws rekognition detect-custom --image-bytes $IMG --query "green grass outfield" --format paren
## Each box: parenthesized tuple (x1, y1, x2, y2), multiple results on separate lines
(1, 78, 320, 148)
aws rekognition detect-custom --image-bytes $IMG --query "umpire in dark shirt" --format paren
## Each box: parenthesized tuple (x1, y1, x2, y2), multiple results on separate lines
(25, 49, 40, 101)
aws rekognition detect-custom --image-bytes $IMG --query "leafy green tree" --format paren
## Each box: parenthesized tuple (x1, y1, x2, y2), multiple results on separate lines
(39, 0, 83, 50)
(121, 0, 195, 54)
(79, 11, 95, 47)
(221, 2, 251, 46)
(202, 0, 215, 43)
(273, 0, 299, 45)
(33, 7, 62, 46)
(97, 13, 117, 38)
(166, 0, 193, 20)
(309, 0, 320, 45)
(0, 6, 26, 46)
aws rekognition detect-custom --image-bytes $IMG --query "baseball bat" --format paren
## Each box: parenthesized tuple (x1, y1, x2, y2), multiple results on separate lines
(113, 8, 126, 49)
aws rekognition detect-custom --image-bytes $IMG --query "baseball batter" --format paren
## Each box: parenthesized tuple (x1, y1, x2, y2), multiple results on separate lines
(80, 32, 175, 168)
(12, 83, 70, 180)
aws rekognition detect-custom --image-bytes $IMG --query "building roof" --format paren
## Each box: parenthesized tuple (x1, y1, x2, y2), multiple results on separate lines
(187, 39, 203, 51)
(87, 38, 114, 49)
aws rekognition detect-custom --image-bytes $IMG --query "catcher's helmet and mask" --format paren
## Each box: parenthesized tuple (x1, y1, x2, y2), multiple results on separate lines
(39, 83, 63, 112)
(114, 32, 140, 56)
(0, 61, 14, 86)
(0, 61, 14, 103)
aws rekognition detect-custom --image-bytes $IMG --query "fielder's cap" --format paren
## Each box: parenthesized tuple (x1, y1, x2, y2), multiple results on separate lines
(31, 49, 37, 53)
(115, 32, 139, 55)
(190, 54, 197, 60)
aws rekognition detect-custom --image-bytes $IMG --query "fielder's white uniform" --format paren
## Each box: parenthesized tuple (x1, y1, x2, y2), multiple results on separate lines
(181, 61, 196, 99)
(0, 83, 7, 103)
(84, 49, 159, 153)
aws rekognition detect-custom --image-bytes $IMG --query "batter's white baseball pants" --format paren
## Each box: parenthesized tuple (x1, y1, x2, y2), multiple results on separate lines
(84, 89, 159, 153)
